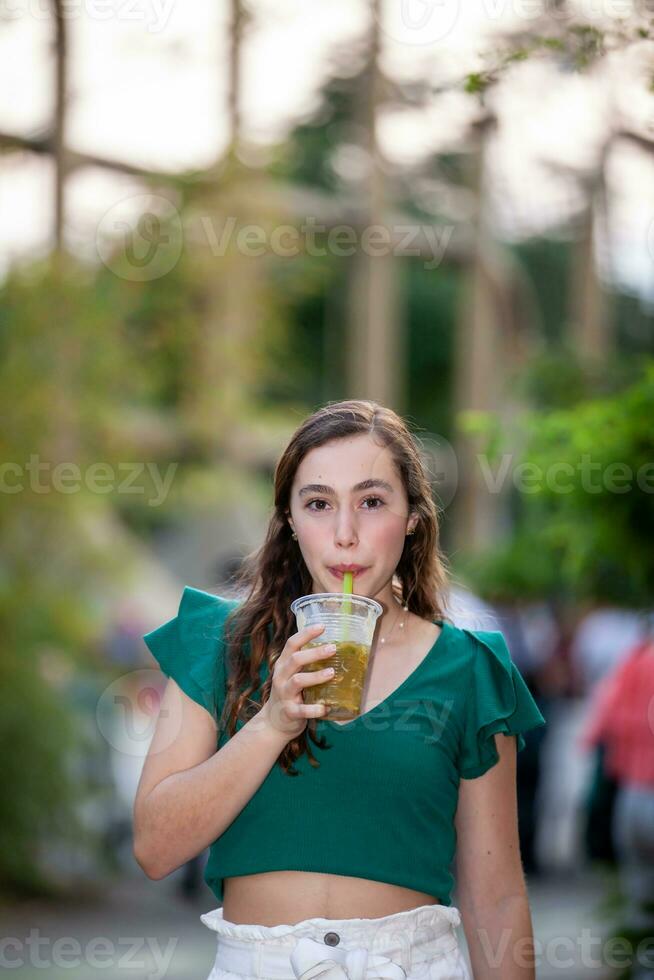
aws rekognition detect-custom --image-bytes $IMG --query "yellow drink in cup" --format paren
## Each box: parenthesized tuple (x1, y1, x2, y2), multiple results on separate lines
(290, 592, 383, 720)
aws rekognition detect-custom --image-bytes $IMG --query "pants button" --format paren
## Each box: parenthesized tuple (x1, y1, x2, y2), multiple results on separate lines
(324, 931, 340, 946)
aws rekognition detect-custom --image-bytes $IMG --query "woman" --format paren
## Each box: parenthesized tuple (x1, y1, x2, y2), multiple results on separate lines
(134, 400, 546, 980)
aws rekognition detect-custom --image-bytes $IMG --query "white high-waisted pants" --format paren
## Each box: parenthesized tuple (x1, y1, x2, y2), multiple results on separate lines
(200, 901, 472, 979)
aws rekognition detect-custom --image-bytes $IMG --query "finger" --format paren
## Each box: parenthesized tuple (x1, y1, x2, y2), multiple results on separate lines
(286, 624, 325, 652)
(294, 667, 335, 688)
(276, 630, 328, 680)
(304, 702, 329, 716)
(297, 644, 336, 663)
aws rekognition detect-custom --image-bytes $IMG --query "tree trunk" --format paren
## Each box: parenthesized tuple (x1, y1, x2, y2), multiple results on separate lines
(346, 0, 405, 412)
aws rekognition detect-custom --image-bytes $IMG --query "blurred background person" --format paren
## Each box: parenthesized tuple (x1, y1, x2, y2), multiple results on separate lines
(579, 628, 654, 964)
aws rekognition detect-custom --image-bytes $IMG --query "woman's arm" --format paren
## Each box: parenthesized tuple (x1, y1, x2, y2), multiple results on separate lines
(454, 733, 537, 980)
(133, 678, 289, 879)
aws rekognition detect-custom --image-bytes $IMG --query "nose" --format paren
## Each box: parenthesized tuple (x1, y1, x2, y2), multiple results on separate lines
(334, 508, 358, 548)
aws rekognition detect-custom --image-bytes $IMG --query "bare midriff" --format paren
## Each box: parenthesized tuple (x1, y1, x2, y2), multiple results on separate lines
(222, 872, 442, 926)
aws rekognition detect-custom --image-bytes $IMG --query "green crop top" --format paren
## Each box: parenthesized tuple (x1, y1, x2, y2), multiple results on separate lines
(143, 586, 546, 906)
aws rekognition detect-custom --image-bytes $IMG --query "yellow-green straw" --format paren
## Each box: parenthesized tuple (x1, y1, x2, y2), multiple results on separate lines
(342, 571, 353, 641)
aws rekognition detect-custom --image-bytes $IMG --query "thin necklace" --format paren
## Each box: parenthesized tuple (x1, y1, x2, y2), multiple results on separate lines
(379, 597, 409, 645)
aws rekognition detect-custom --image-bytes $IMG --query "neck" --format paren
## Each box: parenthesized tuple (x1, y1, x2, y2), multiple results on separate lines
(377, 596, 408, 646)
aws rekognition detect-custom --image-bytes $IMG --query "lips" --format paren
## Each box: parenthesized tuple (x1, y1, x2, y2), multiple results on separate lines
(329, 566, 368, 577)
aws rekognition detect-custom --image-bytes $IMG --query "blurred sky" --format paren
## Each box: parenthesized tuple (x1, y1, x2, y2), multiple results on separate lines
(1, 0, 653, 299)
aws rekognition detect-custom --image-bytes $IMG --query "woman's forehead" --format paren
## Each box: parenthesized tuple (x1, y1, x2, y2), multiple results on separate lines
(294, 436, 398, 486)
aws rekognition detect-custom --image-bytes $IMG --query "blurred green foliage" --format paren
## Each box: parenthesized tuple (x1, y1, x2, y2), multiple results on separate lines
(0, 260, 151, 897)
(463, 20, 653, 99)
(458, 360, 654, 608)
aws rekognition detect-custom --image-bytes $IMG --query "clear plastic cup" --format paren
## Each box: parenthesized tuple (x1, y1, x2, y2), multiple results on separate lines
(290, 592, 383, 720)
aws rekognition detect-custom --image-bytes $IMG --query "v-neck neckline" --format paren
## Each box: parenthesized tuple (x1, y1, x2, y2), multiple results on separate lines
(319, 619, 449, 730)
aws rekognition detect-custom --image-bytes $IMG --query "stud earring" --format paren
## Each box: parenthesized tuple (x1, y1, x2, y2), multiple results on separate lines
(406, 528, 415, 536)
(291, 531, 298, 540)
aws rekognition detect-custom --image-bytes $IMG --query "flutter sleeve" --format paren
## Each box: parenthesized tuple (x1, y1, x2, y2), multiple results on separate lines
(458, 628, 546, 779)
(142, 586, 240, 721)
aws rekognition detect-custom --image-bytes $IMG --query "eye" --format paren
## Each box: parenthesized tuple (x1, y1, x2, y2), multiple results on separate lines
(305, 496, 385, 511)
(362, 496, 385, 509)
(305, 499, 328, 511)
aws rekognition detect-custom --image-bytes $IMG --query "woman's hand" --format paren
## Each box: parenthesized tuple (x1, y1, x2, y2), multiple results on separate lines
(259, 624, 336, 741)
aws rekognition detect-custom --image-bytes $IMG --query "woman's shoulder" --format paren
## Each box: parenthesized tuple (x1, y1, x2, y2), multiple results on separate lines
(143, 586, 242, 646)
(438, 617, 521, 676)
(177, 585, 242, 615)
(442, 619, 547, 777)
(142, 586, 244, 717)
(435, 614, 502, 646)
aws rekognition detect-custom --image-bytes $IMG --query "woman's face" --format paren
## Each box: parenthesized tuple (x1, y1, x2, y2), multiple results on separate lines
(287, 433, 417, 604)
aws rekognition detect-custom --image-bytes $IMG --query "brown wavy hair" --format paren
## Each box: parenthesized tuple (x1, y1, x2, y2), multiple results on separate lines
(217, 399, 452, 775)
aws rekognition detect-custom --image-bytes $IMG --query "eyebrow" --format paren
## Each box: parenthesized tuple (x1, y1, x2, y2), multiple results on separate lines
(298, 478, 394, 497)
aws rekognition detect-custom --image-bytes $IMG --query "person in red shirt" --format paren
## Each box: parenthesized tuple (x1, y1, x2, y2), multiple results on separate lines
(580, 634, 654, 936)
